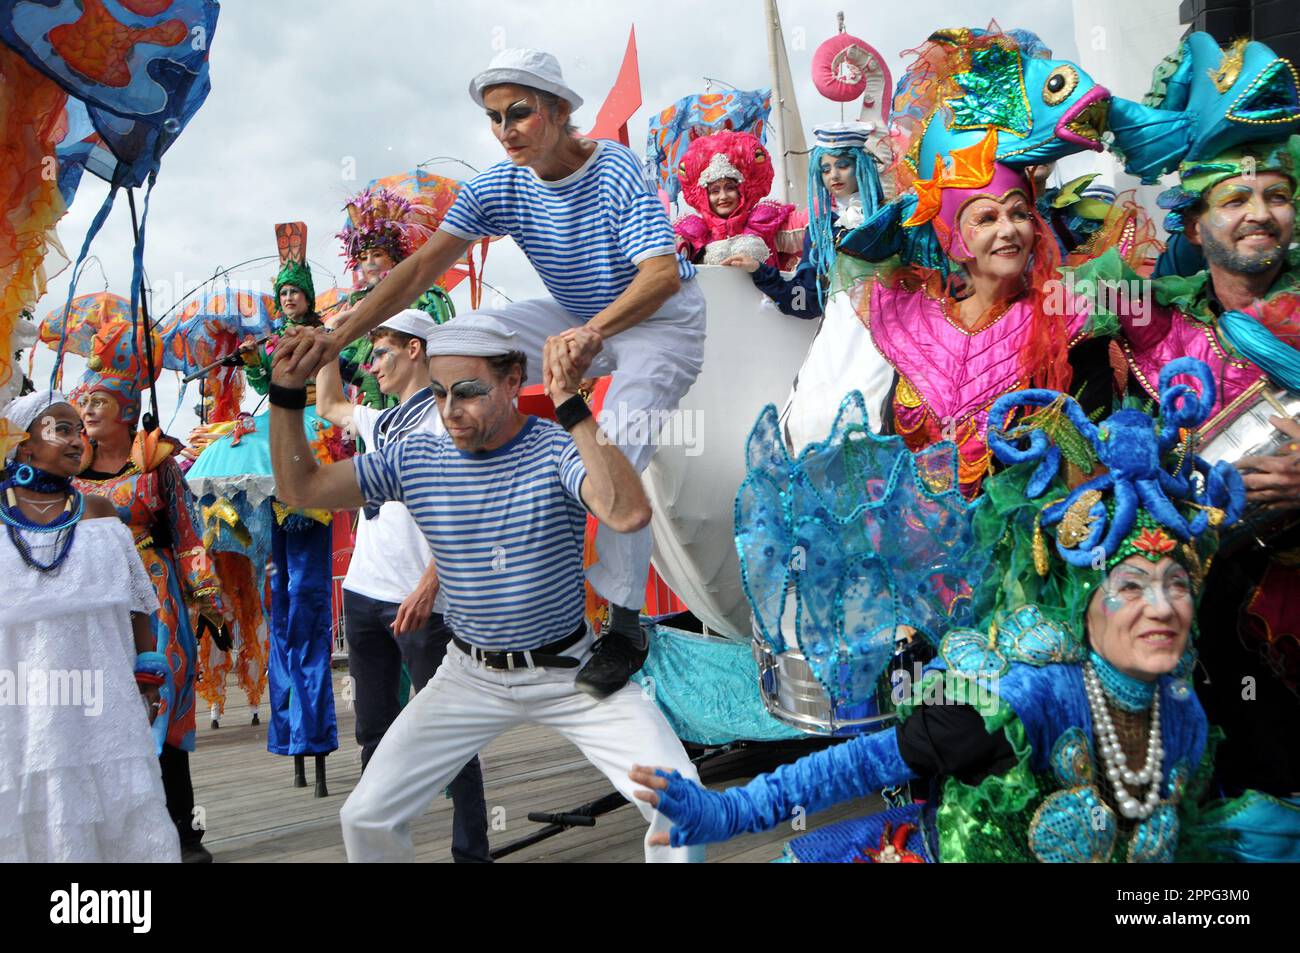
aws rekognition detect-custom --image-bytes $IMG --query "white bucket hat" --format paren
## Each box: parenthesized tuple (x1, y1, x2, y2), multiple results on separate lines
(469, 48, 584, 111)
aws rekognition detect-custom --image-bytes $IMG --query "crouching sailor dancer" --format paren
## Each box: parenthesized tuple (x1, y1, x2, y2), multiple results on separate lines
(268, 314, 703, 862)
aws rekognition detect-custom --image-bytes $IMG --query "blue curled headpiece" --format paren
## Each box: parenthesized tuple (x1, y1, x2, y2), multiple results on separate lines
(987, 358, 1246, 570)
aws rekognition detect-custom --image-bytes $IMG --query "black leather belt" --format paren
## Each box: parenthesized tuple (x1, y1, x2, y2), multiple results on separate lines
(453, 622, 586, 670)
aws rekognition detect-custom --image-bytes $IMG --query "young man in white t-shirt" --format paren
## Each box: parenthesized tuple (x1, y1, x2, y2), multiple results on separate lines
(315, 309, 490, 863)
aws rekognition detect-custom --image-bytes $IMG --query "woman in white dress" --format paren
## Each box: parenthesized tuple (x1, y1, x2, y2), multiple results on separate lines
(0, 391, 179, 862)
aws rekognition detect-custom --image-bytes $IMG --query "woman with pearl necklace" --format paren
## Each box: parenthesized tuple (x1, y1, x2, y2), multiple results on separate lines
(629, 360, 1246, 863)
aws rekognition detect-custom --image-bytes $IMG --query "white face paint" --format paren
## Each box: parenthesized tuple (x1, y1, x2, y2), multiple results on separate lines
(1085, 555, 1195, 681)
(1100, 561, 1193, 615)
(39, 414, 81, 451)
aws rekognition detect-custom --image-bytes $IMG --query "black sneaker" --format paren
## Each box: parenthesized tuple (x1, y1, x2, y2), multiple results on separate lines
(574, 626, 650, 700)
(181, 842, 213, 864)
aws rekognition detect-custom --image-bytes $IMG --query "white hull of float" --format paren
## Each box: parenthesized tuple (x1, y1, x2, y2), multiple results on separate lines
(643, 266, 813, 638)
(642, 265, 894, 639)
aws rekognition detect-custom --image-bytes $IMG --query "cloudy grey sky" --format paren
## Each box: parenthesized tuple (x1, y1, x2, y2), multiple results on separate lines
(30, 0, 1180, 435)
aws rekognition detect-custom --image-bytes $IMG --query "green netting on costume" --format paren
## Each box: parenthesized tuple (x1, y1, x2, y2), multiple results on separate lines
(969, 465, 1098, 642)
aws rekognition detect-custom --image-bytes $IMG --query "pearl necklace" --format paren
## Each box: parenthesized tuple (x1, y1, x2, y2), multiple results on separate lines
(1083, 661, 1163, 820)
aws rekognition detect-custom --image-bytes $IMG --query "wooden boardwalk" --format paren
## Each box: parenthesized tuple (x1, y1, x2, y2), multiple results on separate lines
(193, 671, 883, 862)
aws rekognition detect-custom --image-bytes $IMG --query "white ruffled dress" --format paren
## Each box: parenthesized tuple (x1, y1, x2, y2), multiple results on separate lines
(0, 516, 180, 862)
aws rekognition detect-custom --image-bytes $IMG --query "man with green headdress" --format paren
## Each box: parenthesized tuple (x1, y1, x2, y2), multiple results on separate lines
(193, 233, 343, 796)
(1092, 34, 1300, 859)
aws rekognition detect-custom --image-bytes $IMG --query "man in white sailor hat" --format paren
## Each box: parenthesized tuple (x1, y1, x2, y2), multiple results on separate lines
(270, 314, 704, 862)
(292, 48, 707, 701)
(314, 308, 490, 862)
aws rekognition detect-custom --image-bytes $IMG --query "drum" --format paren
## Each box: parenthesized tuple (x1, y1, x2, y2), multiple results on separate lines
(752, 585, 930, 736)
(753, 641, 897, 736)
(1197, 380, 1300, 548)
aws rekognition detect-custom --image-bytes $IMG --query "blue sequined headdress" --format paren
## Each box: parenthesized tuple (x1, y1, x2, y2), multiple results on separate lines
(1108, 32, 1300, 205)
(841, 25, 1111, 268)
(733, 359, 1248, 709)
(735, 392, 989, 709)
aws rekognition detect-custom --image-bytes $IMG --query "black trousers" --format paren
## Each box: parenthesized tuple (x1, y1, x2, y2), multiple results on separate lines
(343, 590, 491, 862)
(159, 744, 201, 849)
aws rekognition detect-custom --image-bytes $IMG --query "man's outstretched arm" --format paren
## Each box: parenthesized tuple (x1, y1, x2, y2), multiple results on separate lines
(270, 330, 366, 510)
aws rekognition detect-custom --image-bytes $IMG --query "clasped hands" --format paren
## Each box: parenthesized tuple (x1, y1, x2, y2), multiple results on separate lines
(543, 325, 602, 407)
(270, 325, 335, 389)
(270, 322, 606, 401)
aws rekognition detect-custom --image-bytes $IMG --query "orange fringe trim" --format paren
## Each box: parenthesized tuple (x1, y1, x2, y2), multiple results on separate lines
(0, 47, 70, 392)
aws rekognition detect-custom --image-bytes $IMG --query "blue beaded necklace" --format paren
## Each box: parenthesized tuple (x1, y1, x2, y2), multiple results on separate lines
(1088, 650, 1157, 713)
(1, 462, 83, 573)
(4, 461, 73, 494)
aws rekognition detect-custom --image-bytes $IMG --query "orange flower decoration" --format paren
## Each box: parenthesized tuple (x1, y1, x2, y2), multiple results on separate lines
(1133, 527, 1176, 556)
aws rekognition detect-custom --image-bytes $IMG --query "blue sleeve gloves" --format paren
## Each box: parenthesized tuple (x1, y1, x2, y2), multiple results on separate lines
(652, 727, 915, 847)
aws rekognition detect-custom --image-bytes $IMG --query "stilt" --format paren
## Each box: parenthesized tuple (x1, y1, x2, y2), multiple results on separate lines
(314, 754, 328, 798)
(293, 754, 306, 788)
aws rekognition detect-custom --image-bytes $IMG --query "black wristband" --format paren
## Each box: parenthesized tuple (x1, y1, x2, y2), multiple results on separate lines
(554, 394, 592, 431)
(268, 383, 308, 410)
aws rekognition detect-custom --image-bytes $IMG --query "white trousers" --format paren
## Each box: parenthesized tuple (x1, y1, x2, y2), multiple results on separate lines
(339, 632, 705, 862)
(465, 281, 707, 609)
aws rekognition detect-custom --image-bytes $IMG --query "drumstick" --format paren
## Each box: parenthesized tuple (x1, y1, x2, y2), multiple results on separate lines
(180, 335, 271, 383)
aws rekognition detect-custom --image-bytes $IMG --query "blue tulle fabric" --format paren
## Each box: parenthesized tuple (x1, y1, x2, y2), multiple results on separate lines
(654, 727, 915, 847)
(632, 628, 802, 745)
(735, 392, 988, 710)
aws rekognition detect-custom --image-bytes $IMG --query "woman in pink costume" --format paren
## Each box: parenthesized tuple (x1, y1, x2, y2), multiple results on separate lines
(839, 27, 1124, 497)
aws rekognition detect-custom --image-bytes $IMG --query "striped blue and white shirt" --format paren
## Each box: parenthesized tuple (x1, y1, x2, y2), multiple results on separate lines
(441, 140, 695, 319)
(353, 416, 589, 650)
